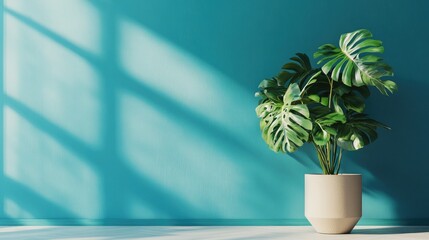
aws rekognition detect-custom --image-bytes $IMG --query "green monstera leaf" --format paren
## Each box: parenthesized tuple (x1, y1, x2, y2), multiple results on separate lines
(277, 53, 316, 88)
(256, 83, 313, 153)
(313, 112, 346, 146)
(336, 112, 390, 151)
(309, 106, 346, 146)
(255, 53, 316, 104)
(333, 83, 370, 113)
(255, 78, 286, 103)
(314, 29, 397, 95)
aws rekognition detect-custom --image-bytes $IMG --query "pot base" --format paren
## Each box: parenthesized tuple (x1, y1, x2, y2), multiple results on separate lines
(305, 174, 362, 234)
(306, 217, 361, 234)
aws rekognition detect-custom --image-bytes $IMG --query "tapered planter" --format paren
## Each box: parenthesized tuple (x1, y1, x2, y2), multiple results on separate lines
(305, 174, 362, 234)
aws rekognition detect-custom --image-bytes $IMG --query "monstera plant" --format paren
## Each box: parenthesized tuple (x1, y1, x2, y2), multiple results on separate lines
(255, 29, 397, 175)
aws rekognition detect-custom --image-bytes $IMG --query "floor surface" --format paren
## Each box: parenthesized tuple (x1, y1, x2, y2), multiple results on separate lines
(0, 226, 428, 239)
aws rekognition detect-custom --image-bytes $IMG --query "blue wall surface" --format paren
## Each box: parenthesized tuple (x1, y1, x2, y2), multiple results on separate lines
(1, 0, 429, 225)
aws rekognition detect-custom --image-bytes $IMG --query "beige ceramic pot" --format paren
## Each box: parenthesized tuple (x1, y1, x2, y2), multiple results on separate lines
(305, 174, 362, 234)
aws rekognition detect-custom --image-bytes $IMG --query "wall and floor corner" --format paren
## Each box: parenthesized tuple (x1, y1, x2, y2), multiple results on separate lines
(0, 0, 428, 226)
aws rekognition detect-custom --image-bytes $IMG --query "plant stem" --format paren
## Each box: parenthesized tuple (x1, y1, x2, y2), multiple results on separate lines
(326, 143, 331, 173)
(335, 148, 343, 174)
(314, 137, 344, 175)
(299, 70, 321, 96)
(314, 144, 328, 174)
(328, 77, 334, 109)
(331, 138, 337, 173)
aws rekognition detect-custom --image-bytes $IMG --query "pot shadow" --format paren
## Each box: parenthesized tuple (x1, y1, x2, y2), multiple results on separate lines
(352, 226, 429, 234)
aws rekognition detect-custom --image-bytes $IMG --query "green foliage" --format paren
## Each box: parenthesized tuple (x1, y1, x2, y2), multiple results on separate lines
(256, 83, 312, 153)
(314, 29, 397, 95)
(336, 112, 390, 151)
(255, 29, 397, 174)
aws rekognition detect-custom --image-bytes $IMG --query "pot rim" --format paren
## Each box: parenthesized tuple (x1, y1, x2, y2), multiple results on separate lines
(305, 173, 361, 176)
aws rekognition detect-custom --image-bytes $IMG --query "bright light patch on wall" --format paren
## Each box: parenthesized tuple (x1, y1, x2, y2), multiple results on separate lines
(5, 0, 102, 55)
(4, 13, 101, 148)
(115, 17, 297, 218)
(4, 106, 102, 218)
(118, 91, 245, 218)
(127, 195, 158, 219)
(5, 198, 33, 219)
(117, 17, 256, 139)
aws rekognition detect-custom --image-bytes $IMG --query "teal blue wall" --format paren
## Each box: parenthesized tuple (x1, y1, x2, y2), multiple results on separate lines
(1, 0, 429, 225)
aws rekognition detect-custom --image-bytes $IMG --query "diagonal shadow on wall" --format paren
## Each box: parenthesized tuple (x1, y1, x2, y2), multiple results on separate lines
(2, 2, 212, 221)
(1, 0, 321, 224)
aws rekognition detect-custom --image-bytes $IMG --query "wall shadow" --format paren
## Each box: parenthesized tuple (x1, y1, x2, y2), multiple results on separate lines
(89, 0, 306, 220)
(2, 0, 215, 222)
(2, 0, 429, 225)
(348, 79, 429, 223)
(3, 177, 75, 218)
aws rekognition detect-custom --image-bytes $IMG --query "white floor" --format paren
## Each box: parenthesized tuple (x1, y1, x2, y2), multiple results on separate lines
(0, 226, 428, 240)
